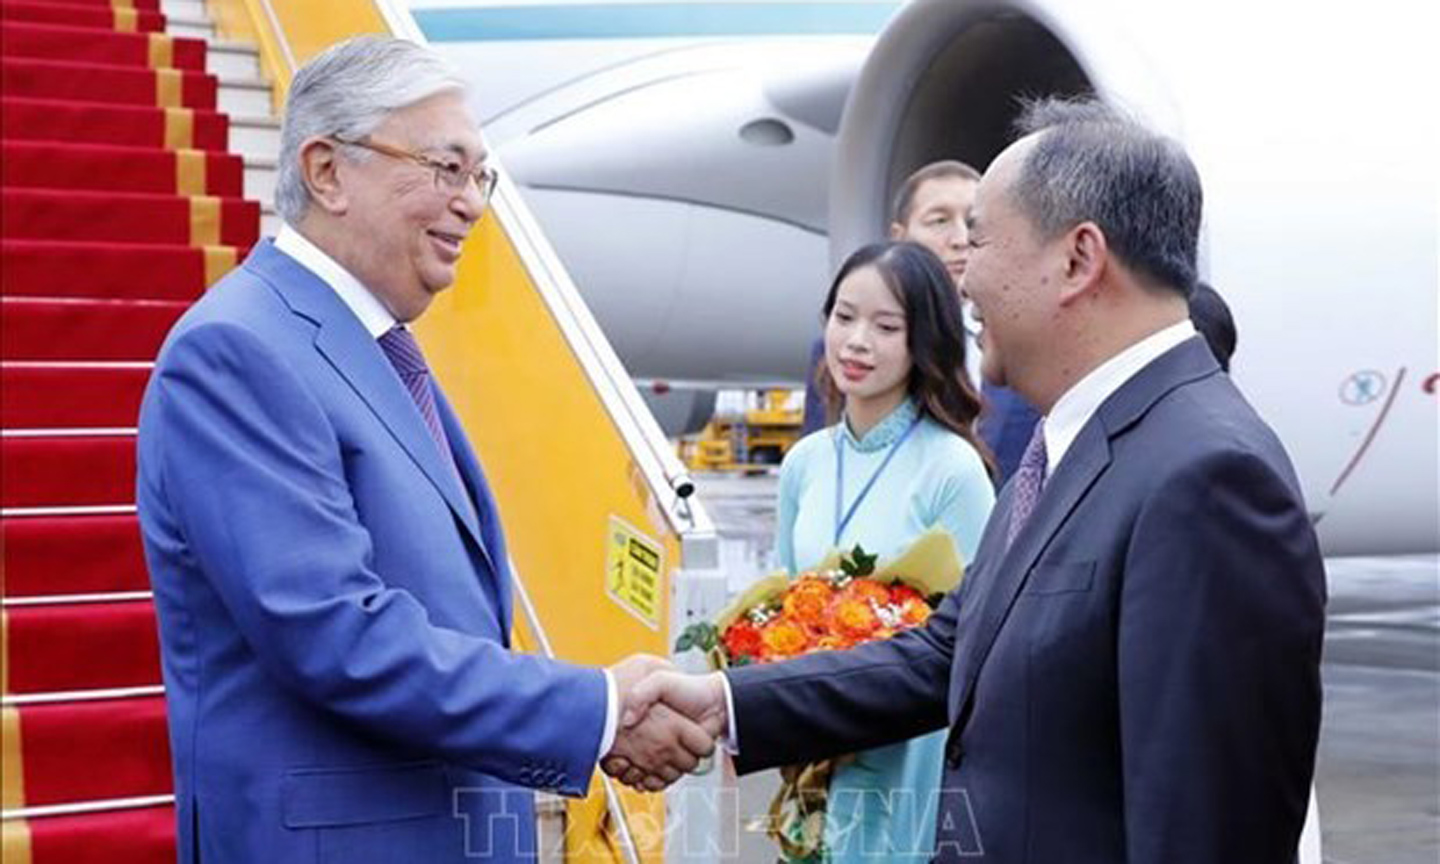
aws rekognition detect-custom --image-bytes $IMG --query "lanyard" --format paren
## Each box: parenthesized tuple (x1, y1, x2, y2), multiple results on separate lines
(834, 417, 922, 545)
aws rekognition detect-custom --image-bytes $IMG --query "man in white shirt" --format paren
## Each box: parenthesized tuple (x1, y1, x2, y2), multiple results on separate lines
(611, 98, 1325, 864)
(137, 36, 712, 864)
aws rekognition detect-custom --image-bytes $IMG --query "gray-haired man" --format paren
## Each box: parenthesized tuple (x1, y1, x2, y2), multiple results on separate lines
(138, 36, 712, 864)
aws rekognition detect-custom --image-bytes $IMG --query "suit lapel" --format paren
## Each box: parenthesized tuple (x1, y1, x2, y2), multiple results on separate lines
(245, 242, 486, 552)
(434, 388, 511, 635)
(948, 422, 1111, 717)
(947, 337, 1220, 721)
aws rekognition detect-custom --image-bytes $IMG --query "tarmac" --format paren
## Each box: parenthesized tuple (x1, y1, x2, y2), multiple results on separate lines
(693, 473, 1440, 863)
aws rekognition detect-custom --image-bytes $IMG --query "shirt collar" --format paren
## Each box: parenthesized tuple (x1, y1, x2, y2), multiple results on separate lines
(1043, 320, 1197, 475)
(840, 397, 920, 453)
(275, 223, 397, 339)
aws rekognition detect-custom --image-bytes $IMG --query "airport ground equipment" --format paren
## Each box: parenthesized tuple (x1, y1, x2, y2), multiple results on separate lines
(679, 390, 803, 473)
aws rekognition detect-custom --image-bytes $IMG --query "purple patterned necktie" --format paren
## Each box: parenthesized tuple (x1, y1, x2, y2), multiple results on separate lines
(377, 325, 458, 473)
(1006, 422, 1048, 549)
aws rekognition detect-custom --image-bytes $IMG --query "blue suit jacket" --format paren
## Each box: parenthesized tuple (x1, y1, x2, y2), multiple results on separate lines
(728, 337, 1325, 863)
(137, 240, 607, 864)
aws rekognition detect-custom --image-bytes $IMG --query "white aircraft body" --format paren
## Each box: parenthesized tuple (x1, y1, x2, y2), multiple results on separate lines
(412, 0, 1438, 557)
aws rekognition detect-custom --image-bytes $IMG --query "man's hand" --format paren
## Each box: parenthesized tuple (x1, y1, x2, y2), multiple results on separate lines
(603, 670, 729, 791)
(603, 701, 715, 792)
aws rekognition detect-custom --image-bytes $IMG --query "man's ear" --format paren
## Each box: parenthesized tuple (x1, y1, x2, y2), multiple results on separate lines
(1058, 221, 1107, 306)
(888, 222, 905, 241)
(298, 136, 349, 216)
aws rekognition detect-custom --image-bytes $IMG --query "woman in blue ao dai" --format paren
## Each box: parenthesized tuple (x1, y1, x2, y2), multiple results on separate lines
(775, 242, 995, 863)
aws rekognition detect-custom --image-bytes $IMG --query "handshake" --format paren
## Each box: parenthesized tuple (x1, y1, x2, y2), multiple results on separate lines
(601, 655, 730, 792)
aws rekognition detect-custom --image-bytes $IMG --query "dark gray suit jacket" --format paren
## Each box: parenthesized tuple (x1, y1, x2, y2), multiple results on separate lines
(728, 337, 1325, 863)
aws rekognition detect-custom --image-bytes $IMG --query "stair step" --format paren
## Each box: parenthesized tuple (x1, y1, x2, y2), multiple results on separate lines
(6, 697, 171, 808)
(1, 514, 151, 598)
(0, 297, 187, 362)
(215, 74, 269, 116)
(160, 0, 207, 21)
(2, 140, 243, 197)
(229, 113, 279, 161)
(1, 240, 229, 300)
(164, 13, 212, 43)
(0, 2, 167, 34)
(2, 600, 161, 694)
(0, 21, 207, 70)
(0, 435, 138, 509)
(2, 189, 260, 248)
(6, 0, 163, 8)
(243, 155, 277, 205)
(0, 57, 217, 111)
(1, 363, 151, 429)
(3, 803, 176, 864)
(0, 97, 231, 151)
(205, 39, 261, 79)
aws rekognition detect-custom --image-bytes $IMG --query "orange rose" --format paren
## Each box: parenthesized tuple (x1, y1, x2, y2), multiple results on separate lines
(899, 597, 932, 627)
(760, 619, 811, 660)
(829, 597, 880, 641)
(783, 577, 835, 627)
(811, 634, 852, 652)
(842, 579, 892, 608)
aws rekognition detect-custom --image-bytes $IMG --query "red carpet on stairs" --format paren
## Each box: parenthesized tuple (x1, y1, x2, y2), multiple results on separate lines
(1, 98, 231, 150)
(2, 363, 152, 428)
(2, 2, 263, 861)
(1, 297, 191, 360)
(1, 240, 233, 299)
(15, 697, 171, 805)
(1, 3, 167, 34)
(2, 21, 206, 69)
(4, 601, 162, 693)
(4, 140, 244, 196)
(1, 514, 151, 596)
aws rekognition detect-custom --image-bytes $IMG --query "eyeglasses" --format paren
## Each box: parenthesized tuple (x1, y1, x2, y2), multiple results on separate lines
(334, 136, 498, 204)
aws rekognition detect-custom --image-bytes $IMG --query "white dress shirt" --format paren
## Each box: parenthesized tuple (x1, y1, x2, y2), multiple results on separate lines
(272, 224, 621, 766)
(1043, 319, 1197, 476)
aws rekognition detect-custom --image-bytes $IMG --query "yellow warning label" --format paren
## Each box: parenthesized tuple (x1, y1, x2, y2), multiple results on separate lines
(605, 516, 663, 629)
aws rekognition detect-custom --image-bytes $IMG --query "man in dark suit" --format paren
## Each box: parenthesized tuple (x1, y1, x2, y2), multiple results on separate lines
(136, 36, 712, 864)
(612, 98, 1325, 862)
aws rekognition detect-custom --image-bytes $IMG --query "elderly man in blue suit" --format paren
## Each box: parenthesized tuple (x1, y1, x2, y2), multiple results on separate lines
(137, 36, 712, 864)
(614, 98, 1326, 863)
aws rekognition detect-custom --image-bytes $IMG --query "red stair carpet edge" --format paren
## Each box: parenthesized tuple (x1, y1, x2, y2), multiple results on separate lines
(1, 58, 217, 111)
(22, 806, 176, 864)
(17, 696, 171, 806)
(2, 140, 244, 197)
(1, 514, 151, 597)
(1, 297, 190, 362)
(0, 240, 231, 300)
(0, 97, 230, 151)
(3, 601, 162, 693)
(1, 21, 206, 70)
(0, 3, 166, 34)
(0, 435, 138, 507)
(2, 189, 260, 247)
(1, 363, 151, 428)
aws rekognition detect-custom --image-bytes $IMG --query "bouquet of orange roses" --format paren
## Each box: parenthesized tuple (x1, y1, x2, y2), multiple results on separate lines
(675, 529, 964, 861)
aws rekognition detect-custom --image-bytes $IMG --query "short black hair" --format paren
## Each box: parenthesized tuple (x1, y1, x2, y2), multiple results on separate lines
(1012, 97, 1203, 298)
(890, 160, 982, 225)
(1188, 281, 1237, 371)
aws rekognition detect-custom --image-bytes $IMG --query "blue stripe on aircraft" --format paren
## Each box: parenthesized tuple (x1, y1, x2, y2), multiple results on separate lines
(413, 3, 900, 41)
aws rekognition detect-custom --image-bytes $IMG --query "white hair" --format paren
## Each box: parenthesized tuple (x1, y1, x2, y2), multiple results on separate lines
(275, 35, 468, 223)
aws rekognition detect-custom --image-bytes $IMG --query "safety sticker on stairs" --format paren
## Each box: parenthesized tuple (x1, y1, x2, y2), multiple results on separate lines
(605, 516, 663, 630)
